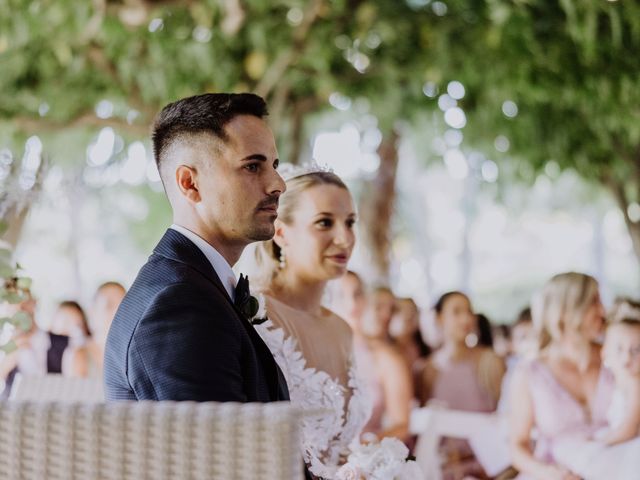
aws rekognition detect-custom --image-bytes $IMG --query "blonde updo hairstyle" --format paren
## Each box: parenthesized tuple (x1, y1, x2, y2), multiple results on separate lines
(532, 272, 599, 364)
(254, 171, 349, 289)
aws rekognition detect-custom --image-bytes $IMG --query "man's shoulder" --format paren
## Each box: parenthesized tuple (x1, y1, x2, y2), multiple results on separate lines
(128, 253, 220, 297)
(114, 254, 233, 331)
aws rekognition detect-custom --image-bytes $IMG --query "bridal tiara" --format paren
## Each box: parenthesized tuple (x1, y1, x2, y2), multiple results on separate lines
(278, 162, 334, 181)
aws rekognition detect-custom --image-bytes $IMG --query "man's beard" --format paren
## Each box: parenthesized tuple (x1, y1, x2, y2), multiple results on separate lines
(246, 222, 276, 242)
(246, 196, 279, 241)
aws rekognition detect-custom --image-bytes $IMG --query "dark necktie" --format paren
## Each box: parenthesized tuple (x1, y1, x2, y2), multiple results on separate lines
(234, 274, 250, 307)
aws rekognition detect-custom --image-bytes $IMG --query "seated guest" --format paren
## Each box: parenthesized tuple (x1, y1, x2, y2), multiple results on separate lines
(0, 282, 47, 398)
(389, 297, 431, 370)
(332, 277, 413, 444)
(553, 309, 640, 479)
(389, 297, 431, 407)
(492, 323, 512, 358)
(417, 291, 505, 480)
(49, 301, 91, 376)
(498, 307, 537, 413)
(360, 287, 413, 443)
(509, 272, 612, 480)
(86, 282, 126, 375)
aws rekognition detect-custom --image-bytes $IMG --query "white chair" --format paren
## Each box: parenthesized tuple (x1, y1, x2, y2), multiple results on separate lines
(411, 406, 511, 480)
(9, 374, 104, 403)
(0, 401, 303, 480)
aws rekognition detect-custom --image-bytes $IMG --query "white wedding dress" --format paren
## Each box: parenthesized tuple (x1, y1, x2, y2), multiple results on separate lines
(255, 294, 372, 479)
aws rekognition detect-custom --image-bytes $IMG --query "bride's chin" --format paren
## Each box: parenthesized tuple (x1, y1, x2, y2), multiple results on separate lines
(325, 264, 348, 279)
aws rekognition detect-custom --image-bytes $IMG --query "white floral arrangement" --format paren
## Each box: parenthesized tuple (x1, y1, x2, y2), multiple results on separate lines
(335, 438, 423, 480)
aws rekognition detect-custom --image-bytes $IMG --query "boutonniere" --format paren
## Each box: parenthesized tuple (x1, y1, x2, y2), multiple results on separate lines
(235, 275, 268, 325)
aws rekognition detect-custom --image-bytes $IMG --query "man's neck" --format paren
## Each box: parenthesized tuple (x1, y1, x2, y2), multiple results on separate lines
(173, 219, 244, 266)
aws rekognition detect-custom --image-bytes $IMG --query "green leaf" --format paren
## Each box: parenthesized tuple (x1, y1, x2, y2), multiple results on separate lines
(0, 263, 14, 278)
(12, 311, 32, 331)
(16, 277, 31, 290)
(0, 221, 7, 236)
(0, 340, 17, 354)
(4, 291, 25, 304)
(0, 248, 11, 262)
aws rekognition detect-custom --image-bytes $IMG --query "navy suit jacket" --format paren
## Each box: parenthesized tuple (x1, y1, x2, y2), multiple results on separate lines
(104, 229, 289, 402)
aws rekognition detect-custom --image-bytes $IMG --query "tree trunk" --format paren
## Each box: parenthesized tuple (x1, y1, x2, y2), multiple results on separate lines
(359, 129, 400, 285)
(604, 175, 640, 271)
(286, 97, 318, 165)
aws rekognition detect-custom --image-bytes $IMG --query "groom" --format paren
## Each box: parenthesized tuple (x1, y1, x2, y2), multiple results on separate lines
(104, 93, 289, 402)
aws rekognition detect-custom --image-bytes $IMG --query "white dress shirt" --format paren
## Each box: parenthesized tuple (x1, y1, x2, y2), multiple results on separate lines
(170, 224, 236, 301)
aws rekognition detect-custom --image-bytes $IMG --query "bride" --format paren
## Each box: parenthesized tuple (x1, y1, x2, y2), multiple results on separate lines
(253, 168, 371, 479)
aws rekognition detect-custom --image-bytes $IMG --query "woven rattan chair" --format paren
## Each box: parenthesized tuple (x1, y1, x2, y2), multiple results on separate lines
(9, 374, 104, 403)
(0, 401, 303, 480)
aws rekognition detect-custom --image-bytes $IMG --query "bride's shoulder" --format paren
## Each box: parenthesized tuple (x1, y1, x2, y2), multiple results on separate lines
(320, 307, 353, 337)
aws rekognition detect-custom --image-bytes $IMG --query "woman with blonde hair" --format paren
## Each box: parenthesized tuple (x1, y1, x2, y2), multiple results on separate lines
(509, 272, 613, 480)
(252, 167, 370, 479)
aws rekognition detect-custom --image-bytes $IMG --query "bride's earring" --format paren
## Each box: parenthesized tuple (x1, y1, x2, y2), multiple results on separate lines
(279, 248, 286, 269)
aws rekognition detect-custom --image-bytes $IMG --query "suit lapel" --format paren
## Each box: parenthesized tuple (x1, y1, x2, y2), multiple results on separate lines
(153, 229, 283, 400)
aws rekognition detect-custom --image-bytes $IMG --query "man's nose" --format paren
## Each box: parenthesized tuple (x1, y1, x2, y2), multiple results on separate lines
(268, 167, 286, 197)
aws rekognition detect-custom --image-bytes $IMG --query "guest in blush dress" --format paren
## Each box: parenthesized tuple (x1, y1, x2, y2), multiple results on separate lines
(331, 276, 413, 445)
(509, 272, 613, 480)
(417, 291, 505, 480)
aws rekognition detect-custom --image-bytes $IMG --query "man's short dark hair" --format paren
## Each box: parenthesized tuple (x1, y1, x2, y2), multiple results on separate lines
(151, 93, 268, 169)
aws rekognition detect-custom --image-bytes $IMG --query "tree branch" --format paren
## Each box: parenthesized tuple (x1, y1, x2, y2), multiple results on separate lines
(255, 0, 325, 99)
(9, 114, 150, 137)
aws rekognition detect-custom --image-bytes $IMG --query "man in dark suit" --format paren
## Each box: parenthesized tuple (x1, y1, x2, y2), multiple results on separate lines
(104, 93, 288, 402)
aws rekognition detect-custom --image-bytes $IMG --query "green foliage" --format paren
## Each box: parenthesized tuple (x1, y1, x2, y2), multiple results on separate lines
(423, 1, 640, 187)
(1, 0, 640, 264)
(0, 228, 33, 349)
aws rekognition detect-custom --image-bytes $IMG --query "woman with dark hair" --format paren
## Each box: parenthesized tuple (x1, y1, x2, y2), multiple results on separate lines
(417, 291, 505, 480)
(50, 300, 91, 376)
(475, 313, 494, 348)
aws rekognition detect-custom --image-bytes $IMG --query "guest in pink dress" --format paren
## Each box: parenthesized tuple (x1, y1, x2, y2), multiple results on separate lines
(509, 272, 613, 480)
(417, 291, 505, 480)
(331, 275, 413, 444)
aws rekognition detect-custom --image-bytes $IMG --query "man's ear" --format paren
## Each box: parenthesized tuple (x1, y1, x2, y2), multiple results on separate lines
(272, 219, 287, 249)
(175, 165, 201, 203)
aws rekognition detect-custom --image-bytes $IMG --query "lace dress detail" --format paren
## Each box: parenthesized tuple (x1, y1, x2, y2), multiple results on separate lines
(256, 319, 371, 479)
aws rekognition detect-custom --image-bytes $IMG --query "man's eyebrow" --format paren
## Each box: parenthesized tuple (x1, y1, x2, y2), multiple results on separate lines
(241, 154, 268, 161)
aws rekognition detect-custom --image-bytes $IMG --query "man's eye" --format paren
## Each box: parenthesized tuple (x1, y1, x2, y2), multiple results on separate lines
(346, 218, 356, 228)
(317, 219, 332, 227)
(245, 163, 259, 172)
(273, 159, 279, 169)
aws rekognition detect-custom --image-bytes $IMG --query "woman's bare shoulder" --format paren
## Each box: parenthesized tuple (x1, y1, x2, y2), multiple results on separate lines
(321, 307, 353, 337)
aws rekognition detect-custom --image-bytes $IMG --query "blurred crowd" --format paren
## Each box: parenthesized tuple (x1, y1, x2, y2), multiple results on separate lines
(0, 281, 125, 398)
(329, 271, 640, 480)
(2, 269, 639, 479)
